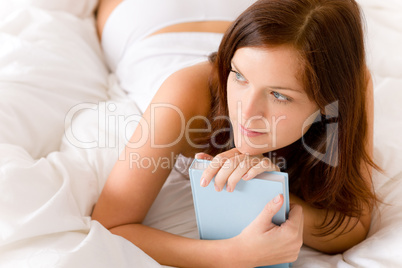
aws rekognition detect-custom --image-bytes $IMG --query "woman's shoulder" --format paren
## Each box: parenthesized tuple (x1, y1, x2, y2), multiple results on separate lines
(144, 61, 213, 157)
(97, 0, 123, 38)
(151, 61, 213, 119)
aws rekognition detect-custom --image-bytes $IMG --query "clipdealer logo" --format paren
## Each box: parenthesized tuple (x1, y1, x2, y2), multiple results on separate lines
(301, 101, 339, 167)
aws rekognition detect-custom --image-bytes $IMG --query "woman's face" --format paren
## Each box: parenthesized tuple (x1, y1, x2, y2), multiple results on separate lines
(227, 46, 319, 155)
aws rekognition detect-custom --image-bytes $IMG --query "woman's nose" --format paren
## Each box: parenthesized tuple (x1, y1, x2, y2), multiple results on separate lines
(240, 87, 266, 121)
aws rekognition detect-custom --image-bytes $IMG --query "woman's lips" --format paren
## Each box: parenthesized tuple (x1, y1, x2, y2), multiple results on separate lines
(239, 123, 266, 137)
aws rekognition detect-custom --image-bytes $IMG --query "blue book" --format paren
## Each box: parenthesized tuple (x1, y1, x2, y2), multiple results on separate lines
(189, 159, 290, 268)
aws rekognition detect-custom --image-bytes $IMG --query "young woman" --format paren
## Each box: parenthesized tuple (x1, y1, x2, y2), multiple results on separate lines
(93, 0, 377, 267)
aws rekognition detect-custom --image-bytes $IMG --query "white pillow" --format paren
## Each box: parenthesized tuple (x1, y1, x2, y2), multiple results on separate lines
(0, 6, 108, 158)
(0, 0, 98, 18)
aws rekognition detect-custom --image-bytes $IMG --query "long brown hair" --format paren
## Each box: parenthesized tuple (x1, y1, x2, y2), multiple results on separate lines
(198, 0, 379, 236)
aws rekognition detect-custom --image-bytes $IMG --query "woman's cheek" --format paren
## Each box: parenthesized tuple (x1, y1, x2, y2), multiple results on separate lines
(270, 114, 299, 146)
(227, 87, 241, 121)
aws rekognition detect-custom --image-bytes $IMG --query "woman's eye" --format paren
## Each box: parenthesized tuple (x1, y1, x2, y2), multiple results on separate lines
(231, 70, 247, 83)
(235, 72, 246, 82)
(272, 91, 289, 102)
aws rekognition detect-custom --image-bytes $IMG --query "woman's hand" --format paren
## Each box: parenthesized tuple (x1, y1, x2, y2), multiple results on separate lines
(195, 148, 280, 192)
(226, 194, 304, 267)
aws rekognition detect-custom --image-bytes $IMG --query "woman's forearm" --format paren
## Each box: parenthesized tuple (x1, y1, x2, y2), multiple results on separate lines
(290, 194, 369, 254)
(109, 223, 239, 268)
(99, 193, 303, 267)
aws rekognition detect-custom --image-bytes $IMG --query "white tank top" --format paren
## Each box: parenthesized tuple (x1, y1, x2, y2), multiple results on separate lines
(101, 0, 257, 112)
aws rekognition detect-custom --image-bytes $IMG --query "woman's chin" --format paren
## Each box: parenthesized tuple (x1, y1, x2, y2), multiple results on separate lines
(232, 131, 277, 156)
(234, 144, 272, 156)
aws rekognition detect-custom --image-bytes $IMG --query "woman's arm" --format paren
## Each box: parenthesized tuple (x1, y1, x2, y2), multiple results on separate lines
(92, 63, 211, 229)
(96, 0, 122, 38)
(109, 196, 303, 268)
(92, 63, 304, 267)
(289, 194, 370, 254)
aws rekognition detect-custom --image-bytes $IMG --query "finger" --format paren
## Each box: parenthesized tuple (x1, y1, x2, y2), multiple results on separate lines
(298, 206, 304, 240)
(284, 204, 304, 248)
(200, 153, 231, 188)
(214, 154, 248, 191)
(284, 204, 304, 233)
(288, 203, 303, 222)
(243, 157, 279, 181)
(251, 194, 284, 232)
(290, 204, 304, 237)
(200, 149, 242, 188)
(194, 152, 213, 160)
(225, 155, 254, 192)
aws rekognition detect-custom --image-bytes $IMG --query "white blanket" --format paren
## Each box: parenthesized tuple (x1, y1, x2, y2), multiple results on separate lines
(0, 0, 401, 267)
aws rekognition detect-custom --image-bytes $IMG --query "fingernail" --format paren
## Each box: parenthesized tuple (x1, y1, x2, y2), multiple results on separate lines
(226, 186, 232, 193)
(215, 184, 221, 192)
(243, 173, 248, 180)
(201, 178, 207, 187)
(273, 195, 280, 204)
(195, 153, 213, 160)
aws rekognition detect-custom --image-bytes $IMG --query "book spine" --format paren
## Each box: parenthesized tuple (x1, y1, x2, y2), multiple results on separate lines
(189, 168, 203, 239)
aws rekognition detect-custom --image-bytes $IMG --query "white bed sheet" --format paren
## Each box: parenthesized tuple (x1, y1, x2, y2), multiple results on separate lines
(0, 0, 401, 267)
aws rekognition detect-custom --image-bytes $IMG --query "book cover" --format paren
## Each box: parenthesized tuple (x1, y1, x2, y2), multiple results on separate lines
(189, 159, 290, 268)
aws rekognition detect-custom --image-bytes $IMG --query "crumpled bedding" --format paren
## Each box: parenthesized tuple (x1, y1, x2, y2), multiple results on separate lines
(0, 0, 401, 267)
